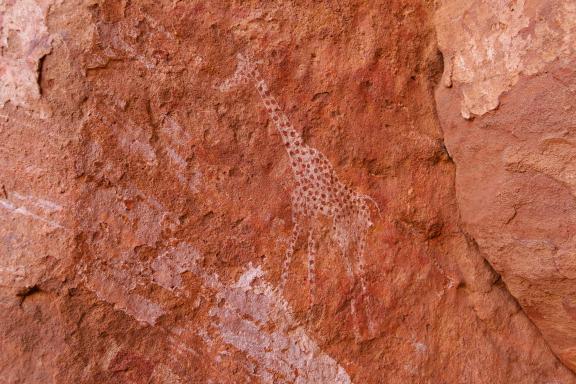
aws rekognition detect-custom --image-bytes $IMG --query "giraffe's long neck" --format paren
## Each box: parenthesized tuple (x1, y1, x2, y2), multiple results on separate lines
(250, 69, 303, 155)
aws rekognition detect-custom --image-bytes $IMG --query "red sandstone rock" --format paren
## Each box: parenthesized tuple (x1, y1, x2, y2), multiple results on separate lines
(1, 1, 575, 383)
(435, 0, 576, 373)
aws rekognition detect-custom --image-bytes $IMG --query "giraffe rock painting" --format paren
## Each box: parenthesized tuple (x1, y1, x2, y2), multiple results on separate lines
(217, 53, 380, 338)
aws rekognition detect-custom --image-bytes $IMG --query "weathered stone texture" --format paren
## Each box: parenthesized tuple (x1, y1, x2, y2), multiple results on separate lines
(1, 1, 575, 383)
(436, 0, 576, 119)
(435, 0, 576, 374)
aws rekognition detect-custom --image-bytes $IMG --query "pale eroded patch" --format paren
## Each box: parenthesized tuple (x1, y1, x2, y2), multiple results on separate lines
(435, 0, 576, 118)
(79, 187, 169, 325)
(86, 268, 165, 326)
(0, 0, 52, 109)
(80, 221, 352, 382)
(139, 243, 353, 383)
(150, 363, 184, 384)
(207, 263, 352, 384)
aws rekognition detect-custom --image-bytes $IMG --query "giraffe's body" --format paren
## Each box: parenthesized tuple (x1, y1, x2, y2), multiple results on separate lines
(217, 54, 377, 338)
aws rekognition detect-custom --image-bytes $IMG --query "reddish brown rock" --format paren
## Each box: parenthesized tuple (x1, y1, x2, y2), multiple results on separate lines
(1, 0, 575, 383)
(435, 0, 576, 373)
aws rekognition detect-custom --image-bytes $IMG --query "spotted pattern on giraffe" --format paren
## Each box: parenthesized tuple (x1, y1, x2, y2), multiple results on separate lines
(217, 53, 379, 338)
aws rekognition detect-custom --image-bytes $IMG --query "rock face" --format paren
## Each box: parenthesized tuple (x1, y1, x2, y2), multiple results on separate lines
(1, 1, 575, 383)
(435, 0, 576, 372)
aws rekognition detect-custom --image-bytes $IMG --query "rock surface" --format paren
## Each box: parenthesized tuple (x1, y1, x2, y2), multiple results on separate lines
(0, 0, 575, 383)
(435, 0, 576, 373)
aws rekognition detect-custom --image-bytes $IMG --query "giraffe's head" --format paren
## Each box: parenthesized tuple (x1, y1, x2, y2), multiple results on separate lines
(215, 53, 259, 92)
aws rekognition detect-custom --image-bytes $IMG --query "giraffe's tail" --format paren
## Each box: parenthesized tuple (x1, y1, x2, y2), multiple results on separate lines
(360, 194, 382, 221)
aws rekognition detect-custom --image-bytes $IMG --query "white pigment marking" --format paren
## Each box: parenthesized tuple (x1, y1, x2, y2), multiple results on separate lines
(155, 244, 352, 383)
(86, 269, 164, 326)
(209, 263, 352, 384)
(0, 199, 64, 229)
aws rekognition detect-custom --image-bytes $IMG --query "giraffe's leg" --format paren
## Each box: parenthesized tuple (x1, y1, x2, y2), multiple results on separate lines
(341, 252, 361, 341)
(307, 228, 317, 307)
(280, 223, 301, 293)
(356, 234, 376, 336)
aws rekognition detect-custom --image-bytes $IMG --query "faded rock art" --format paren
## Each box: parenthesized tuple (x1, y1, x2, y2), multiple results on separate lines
(0, 0, 52, 110)
(158, 114, 203, 194)
(89, 12, 204, 77)
(436, 0, 576, 118)
(217, 53, 379, 337)
(77, 185, 174, 325)
(84, 266, 165, 326)
(0, 192, 64, 230)
(0, 191, 66, 288)
(208, 263, 352, 384)
(160, 243, 352, 384)
(81, 241, 353, 383)
(88, 108, 157, 166)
